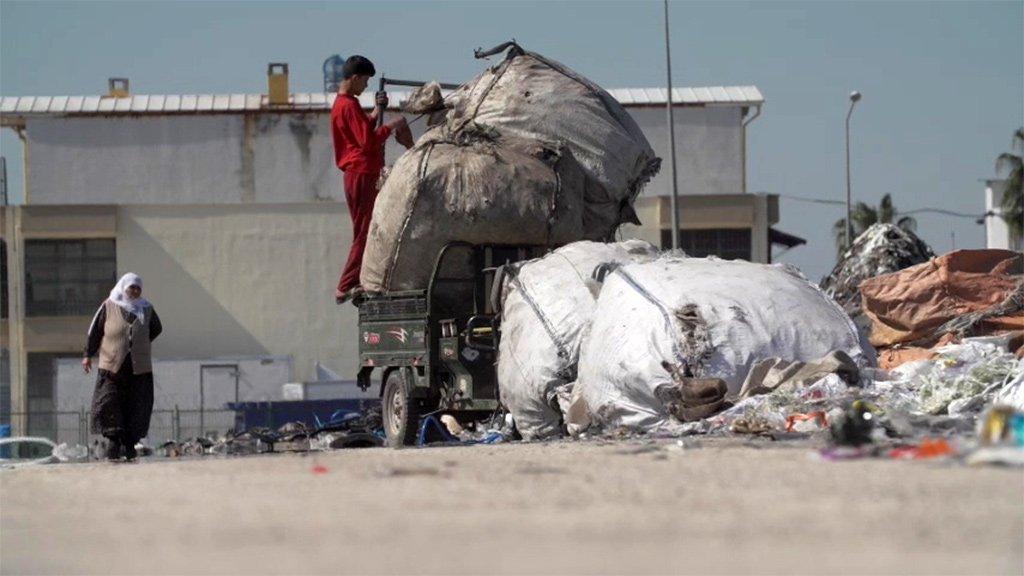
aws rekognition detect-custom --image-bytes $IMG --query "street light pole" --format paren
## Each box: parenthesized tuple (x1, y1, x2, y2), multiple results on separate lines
(664, 0, 680, 250)
(845, 90, 861, 251)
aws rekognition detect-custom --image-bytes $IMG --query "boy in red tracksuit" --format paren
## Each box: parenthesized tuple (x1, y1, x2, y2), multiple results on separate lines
(331, 55, 408, 304)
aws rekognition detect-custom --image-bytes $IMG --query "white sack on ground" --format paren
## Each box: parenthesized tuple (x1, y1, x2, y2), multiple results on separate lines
(497, 240, 659, 440)
(447, 45, 660, 239)
(575, 255, 873, 432)
(361, 127, 586, 292)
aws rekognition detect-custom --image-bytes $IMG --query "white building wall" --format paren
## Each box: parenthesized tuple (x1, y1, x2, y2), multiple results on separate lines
(25, 114, 423, 205)
(115, 203, 359, 383)
(25, 107, 744, 205)
(985, 180, 1022, 251)
(631, 106, 745, 197)
(55, 356, 293, 412)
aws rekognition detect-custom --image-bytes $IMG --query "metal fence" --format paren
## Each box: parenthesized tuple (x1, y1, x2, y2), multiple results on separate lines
(6, 407, 238, 448)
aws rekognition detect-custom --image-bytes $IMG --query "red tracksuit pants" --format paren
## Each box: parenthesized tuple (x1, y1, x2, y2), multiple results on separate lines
(337, 170, 379, 296)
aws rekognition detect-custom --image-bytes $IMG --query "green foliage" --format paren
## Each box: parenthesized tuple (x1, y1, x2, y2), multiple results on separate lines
(832, 193, 917, 254)
(995, 128, 1023, 240)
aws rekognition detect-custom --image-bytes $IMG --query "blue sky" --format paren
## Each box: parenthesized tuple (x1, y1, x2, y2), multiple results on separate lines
(2, 0, 1021, 279)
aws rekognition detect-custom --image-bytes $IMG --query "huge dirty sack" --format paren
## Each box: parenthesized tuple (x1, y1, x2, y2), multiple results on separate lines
(496, 240, 659, 440)
(361, 127, 587, 292)
(575, 255, 872, 432)
(821, 223, 934, 316)
(447, 43, 661, 238)
(861, 249, 1023, 351)
(361, 42, 661, 292)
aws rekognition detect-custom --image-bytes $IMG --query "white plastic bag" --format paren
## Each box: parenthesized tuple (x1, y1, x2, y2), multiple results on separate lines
(497, 240, 658, 439)
(576, 255, 871, 432)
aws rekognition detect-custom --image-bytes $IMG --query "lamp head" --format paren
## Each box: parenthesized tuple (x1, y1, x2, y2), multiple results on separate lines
(849, 91, 862, 103)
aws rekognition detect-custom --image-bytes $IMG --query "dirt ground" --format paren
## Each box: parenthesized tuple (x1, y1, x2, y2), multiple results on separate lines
(2, 438, 1022, 576)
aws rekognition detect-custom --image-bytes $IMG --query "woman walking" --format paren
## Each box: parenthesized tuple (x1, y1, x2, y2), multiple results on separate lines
(83, 273, 163, 461)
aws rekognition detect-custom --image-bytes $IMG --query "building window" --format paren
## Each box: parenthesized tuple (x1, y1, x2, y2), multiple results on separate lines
(24, 239, 116, 317)
(662, 228, 752, 261)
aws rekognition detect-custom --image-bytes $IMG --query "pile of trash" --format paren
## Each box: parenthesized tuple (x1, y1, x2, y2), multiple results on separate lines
(682, 339, 1022, 436)
(820, 223, 934, 318)
(361, 41, 660, 292)
(860, 249, 1023, 368)
(491, 241, 1024, 465)
(158, 406, 386, 457)
(495, 244, 872, 436)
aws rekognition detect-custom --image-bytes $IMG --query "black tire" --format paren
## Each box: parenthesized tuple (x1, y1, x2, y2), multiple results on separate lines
(383, 369, 421, 448)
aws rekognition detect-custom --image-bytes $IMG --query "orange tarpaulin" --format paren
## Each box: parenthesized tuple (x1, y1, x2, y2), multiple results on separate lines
(860, 249, 1023, 350)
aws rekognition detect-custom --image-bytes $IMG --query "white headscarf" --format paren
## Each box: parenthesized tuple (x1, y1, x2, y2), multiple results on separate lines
(108, 272, 151, 321)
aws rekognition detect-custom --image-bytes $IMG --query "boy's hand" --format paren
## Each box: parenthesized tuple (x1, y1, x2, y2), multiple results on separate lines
(82, 357, 92, 374)
(386, 116, 407, 131)
(375, 90, 389, 108)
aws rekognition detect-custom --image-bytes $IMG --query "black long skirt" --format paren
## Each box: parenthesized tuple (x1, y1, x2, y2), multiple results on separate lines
(90, 356, 155, 443)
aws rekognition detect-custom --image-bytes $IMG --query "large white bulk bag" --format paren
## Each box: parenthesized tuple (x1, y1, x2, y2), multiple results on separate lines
(496, 240, 659, 439)
(361, 127, 586, 292)
(575, 255, 872, 432)
(447, 44, 661, 239)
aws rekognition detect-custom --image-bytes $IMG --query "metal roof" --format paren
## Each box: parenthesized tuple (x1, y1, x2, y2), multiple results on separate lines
(0, 86, 762, 118)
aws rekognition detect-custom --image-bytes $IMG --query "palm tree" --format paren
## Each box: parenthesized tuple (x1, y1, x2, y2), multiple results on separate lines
(995, 128, 1023, 240)
(832, 193, 917, 254)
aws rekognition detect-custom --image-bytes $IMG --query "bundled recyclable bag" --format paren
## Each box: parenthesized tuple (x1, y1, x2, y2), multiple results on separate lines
(361, 127, 586, 292)
(361, 42, 661, 292)
(448, 42, 661, 238)
(496, 240, 659, 439)
(575, 255, 872, 432)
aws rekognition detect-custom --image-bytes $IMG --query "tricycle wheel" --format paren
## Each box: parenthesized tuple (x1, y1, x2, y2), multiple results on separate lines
(383, 369, 421, 448)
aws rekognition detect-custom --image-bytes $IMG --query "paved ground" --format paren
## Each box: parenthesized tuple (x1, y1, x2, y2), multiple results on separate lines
(2, 438, 1022, 575)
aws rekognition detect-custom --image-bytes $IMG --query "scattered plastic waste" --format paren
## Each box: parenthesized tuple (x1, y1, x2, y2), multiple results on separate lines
(817, 446, 873, 461)
(887, 438, 955, 460)
(52, 443, 90, 463)
(785, 411, 828, 433)
(977, 406, 1024, 446)
(965, 447, 1024, 467)
(417, 414, 506, 446)
(440, 415, 465, 437)
(0, 437, 91, 467)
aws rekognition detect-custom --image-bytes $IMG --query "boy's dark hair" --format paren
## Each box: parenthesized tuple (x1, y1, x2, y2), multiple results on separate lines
(342, 55, 376, 79)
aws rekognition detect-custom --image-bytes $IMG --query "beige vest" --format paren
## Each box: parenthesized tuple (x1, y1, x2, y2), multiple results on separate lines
(98, 300, 153, 375)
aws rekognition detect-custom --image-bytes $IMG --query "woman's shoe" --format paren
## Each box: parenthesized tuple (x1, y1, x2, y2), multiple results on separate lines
(105, 440, 121, 461)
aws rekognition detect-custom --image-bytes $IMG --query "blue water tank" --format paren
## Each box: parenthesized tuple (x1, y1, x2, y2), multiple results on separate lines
(323, 55, 346, 93)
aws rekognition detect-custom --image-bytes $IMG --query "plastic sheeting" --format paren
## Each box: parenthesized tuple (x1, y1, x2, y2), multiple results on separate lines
(860, 249, 1023, 349)
(575, 255, 871, 433)
(496, 240, 658, 440)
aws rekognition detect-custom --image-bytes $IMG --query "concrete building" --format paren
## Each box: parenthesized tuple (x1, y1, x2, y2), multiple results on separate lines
(983, 179, 1023, 251)
(1, 76, 800, 436)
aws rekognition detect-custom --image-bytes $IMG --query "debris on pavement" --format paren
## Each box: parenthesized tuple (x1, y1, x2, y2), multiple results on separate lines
(0, 436, 89, 468)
